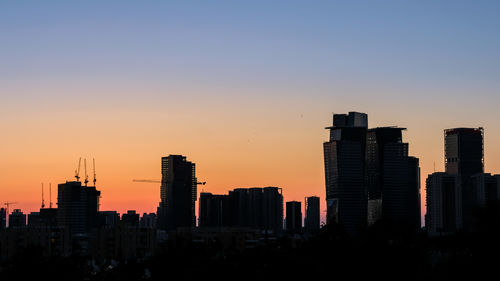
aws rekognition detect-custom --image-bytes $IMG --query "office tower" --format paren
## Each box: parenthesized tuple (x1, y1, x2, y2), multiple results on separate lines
(304, 196, 320, 233)
(57, 181, 101, 235)
(158, 155, 197, 231)
(470, 173, 500, 207)
(227, 187, 283, 234)
(8, 209, 26, 228)
(425, 173, 462, 235)
(286, 201, 302, 233)
(324, 112, 368, 234)
(140, 213, 157, 228)
(445, 127, 484, 230)
(0, 208, 5, 229)
(365, 127, 421, 229)
(199, 192, 229, 228)
(122, 210, 140, 226)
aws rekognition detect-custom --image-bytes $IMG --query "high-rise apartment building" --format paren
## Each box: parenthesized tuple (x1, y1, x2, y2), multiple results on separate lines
(198, 192, 229, 228)
(445, 128, 484, 230)
(8, 209, 26, 228)
(157, 155, 197, 231)
(425, 173, 462, 235)
(286, 201, 302, 233)
(57, 181, 101, 235)
(304, 196, 320, 233)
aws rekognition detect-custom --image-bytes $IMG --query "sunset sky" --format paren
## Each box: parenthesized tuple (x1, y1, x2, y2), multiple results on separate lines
(1, 1, 499, 223)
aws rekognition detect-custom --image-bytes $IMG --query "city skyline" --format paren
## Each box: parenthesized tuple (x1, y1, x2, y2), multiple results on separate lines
(1, 1, 500, 222)
(1, 119, 498, 227)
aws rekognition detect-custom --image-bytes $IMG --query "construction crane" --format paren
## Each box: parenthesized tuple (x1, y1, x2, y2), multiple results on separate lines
(49, 183, 53, 208)
(93, 158, 97, 186)
(84, 158, 89, 187)
(75, 157, 82, 182)
(3, 202, 18, 217)
(3, 202, 18, 228)
(132, 179, 207, 185)
(41, 183, 45, 209)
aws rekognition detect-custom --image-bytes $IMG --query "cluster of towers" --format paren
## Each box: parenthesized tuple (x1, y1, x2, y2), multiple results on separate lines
(426, 128, 500, 235)
(323, 112, 421, 234)
(156, 155, 321, 234)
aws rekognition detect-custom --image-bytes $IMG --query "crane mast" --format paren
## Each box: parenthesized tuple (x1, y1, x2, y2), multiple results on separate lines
(75, 157, 82, 182)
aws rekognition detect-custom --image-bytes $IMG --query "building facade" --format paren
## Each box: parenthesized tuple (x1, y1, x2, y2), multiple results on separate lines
(57, 181, 101, 235)
(426, 173, 462, 235)
(444, 127, 484, 230)
(365, 127, 421, 229)
(286, 201, 302, 233)
(304, 196, 320, 233)
(324, 112, 368, 234)
(158, 155, 197, 231)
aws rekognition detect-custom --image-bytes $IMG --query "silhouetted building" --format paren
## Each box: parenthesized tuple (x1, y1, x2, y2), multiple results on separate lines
(122, 210, 140, 227)
(286, 201, 302, 233)
(304, 196, 320, 233)
(227, 187, 283, 234)
(470, 173, 500, 207)
(0, 227, 71, 259)
(98, 211, 120, 228)
(90, 225, 157, 263)
(324, 112, 368, 234)
(57, 181, 101, 235)
(445, 128, 484, 176)
(9, 209, 26, 228)
(28, 212, 40, 227)
(445, 127, 484, 231)
(157, 155, 197, 231)
(199, 192, 229, 228)
(365, 127, 421, 229)
(38, 208, 58, 228)
(0, 208, 6, 229)
(426, 173, 462, 235)
(140, 213, 157, 228)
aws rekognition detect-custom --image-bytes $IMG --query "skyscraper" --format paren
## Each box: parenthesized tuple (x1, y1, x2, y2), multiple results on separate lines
(157, 155, 197, 231)
(304, 196, 320, 233)
(444, 128, 484, 230)
(57, 181, 101, 235)
(425, 173, 462, 235)
(324, 112, 368, 234)
(365, 127, 421, 229)
(286, 201, 302, 233)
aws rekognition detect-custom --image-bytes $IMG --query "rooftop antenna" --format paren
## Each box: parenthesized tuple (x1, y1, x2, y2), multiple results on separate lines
(49, 183, 53, 208)
(75, 157, 82, 182)
(433, 161, 436, 173)
(41, 183, 45, 209)
(93, 158, 97, 186)
(84, 158, 89, 187)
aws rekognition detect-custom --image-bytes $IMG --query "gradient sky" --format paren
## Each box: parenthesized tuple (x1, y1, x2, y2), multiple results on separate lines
(1, 1, 499, 223)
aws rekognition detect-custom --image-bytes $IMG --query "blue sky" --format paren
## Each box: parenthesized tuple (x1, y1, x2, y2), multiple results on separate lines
(2, 0, 499, 100)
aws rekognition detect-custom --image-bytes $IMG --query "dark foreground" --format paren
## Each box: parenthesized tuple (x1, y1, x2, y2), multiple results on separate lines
(2, 204, 500, 281)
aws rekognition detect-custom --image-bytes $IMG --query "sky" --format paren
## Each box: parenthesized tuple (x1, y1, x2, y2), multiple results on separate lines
(1, 1, 499, 223)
